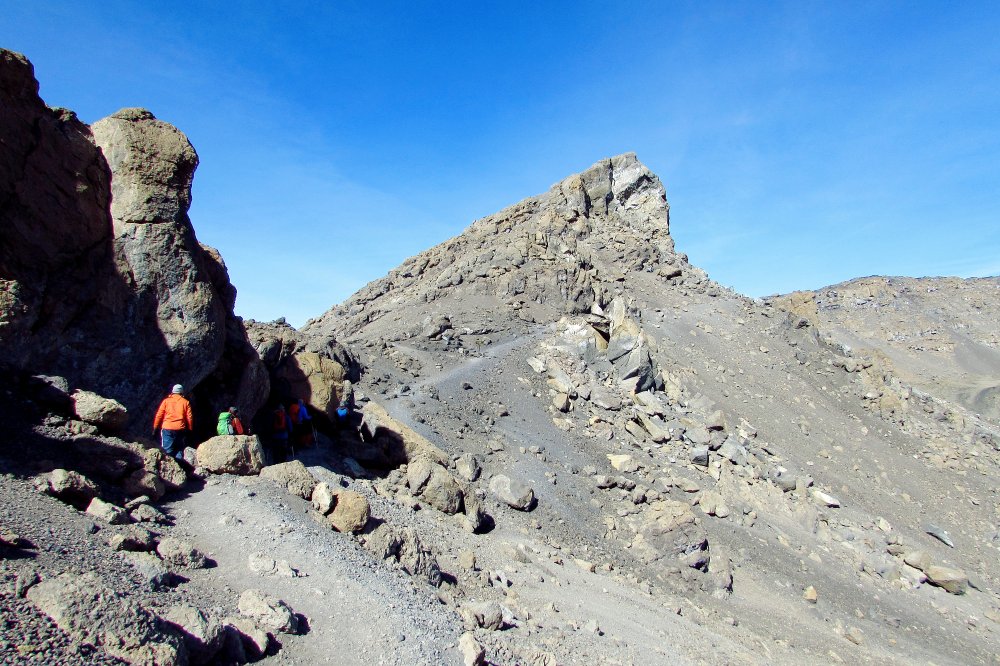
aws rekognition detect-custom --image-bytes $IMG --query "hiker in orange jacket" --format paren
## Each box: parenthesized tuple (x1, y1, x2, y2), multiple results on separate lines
(153, 384, 193, 460)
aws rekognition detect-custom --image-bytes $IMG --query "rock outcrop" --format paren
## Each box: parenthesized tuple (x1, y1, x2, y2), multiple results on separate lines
(27, 572, 185, 664)
(244, 318, 359, 426)
(0, 48, 266, 438)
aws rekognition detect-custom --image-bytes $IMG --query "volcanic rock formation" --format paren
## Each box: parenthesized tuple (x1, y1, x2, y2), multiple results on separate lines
(0, 49, 268, 436)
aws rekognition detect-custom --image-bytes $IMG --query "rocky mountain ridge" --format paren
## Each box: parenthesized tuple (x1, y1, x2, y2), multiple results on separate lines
(306, 157, 1000, 663)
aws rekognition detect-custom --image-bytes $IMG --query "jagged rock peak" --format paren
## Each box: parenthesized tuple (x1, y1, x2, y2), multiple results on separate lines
(472, 152, 672, 239)
(304, 153, 692, 341)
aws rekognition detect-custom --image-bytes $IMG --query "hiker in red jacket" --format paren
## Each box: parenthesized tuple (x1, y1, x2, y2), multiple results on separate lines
(152, 384, 193, 460)
(271, 403, 292, 462)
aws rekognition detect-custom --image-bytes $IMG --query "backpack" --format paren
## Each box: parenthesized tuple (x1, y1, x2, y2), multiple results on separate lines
(273, 409, 287, 432)
(216, 412, 233, 436)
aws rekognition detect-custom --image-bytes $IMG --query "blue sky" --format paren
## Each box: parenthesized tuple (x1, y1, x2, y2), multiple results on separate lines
(3, 2, 998, 326)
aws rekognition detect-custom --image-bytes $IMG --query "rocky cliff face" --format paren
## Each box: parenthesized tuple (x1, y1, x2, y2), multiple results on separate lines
(0, 49, 266, 436)
(244, 318, 359, 426)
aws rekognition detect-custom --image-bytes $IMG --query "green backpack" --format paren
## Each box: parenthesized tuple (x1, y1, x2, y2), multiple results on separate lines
(216, 411, 233, 436)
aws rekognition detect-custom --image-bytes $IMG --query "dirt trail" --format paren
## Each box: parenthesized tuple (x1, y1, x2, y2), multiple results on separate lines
(163, 470, 463, 665)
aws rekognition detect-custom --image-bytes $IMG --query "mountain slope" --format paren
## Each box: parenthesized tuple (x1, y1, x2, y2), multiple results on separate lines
(303, 155, 1000, 664)
(772, 276, 1000, 425)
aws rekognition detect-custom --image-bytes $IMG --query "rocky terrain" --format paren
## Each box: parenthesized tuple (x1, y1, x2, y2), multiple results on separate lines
(1, 47, 999, 665)
(771, 277, 1000, 425)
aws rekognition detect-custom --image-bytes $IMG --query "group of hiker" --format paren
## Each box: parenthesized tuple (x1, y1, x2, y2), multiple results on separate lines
(269, 399, 315, 463)
(151, 380, 356, 463)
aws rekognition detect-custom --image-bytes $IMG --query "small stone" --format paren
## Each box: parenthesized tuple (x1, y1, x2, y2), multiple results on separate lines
(463, 601, 503, 630)
(108, 525, 156, 552)
(607, 454, 639, 473)
(157, 536, 208, 569)
(458, 632, 485, 666)
(458, 550, 477, 570)
(223, 616, 271, 660)
(45, 469, 100, 508)
(676, 478, 700, 493)
(811, 490, 841, 508)
(163, 604, 225, 664)
(925, 565, 968, 595)
(924, 524, 955, 548)
(804, 586, 818, 603)
(489, 474, 535, 511)
(455, 454, 482, 482)
(311, 482, 336, 514)
(238, 589, 299, 634)
(85, 497, 131, 525)
(902, 550, 931, 573)
(248, 553, 279, 575)
(130, 503, 170, 525)
(14, 569, 40, 598)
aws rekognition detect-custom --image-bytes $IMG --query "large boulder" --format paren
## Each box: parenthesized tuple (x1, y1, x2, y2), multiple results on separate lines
(26, 572, 184, 665)
(43, 469, 99, 508)
(489, 474, 536, 511)
(350, 401, 449, 468)
(406, 458, 465, 514)
(326, 489, 371, 533)
(237, 589, 299, 634)
(143, 448, 187, 490)
(260, 460, 317, 499)
(197, 435, 265, 475)
(157, 537, 208, 569)
(925, 565, 968, 595)
(634, 500, 711, 572)
(71, 390, 128, 432)
(163, 604, 225, 665)
(90, 108, 233, 433)
(363, 523, 442, 586)
(86, 498, 131, 525)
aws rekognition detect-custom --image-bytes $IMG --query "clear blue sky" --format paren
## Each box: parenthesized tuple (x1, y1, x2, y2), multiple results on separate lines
(4, 2, 999, 326)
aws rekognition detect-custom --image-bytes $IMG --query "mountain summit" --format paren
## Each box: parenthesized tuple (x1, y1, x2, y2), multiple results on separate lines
(304, 153, 713, 345)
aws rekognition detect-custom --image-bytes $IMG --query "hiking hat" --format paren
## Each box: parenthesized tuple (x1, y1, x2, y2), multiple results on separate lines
(172, 384, 184, 394)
